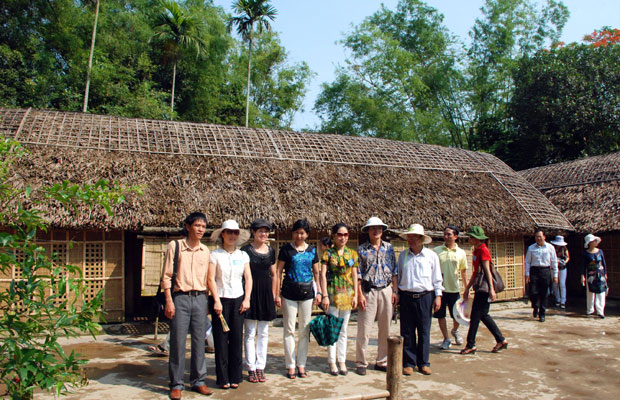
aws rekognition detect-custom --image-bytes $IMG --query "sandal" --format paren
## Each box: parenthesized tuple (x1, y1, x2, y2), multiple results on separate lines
(221, 383, 230, 390)
(297, 368, 308, 378)
(460, 347, 477, 355)
(328, 363, 338, 376)
(286, 369, 296, 379)
(492, 341, 508, 353)
(248, 370, 258, 383)
(230, 383, 239, 389)
(147, 344, 168, 356)
(257, 369, 266, 382)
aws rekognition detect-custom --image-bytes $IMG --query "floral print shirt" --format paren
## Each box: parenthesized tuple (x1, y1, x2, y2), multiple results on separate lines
(357, 241, 397, 288)
(322, 247, 358, 310)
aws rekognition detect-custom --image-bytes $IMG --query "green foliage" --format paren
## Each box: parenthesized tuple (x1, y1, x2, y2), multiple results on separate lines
(314, 0, 465, 145)
(466, 0, 569, 151)
(0, 0, 308, 129)
(0, 137, 138, 399)
(503, 44, 620, 169)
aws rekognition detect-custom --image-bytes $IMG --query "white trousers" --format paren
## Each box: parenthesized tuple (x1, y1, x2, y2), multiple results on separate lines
(553, 268, 568, 305)
(244, 319, 269, 370)
(327, 307, 351, 364)
(282, 298, 313, 369)
(586, 285, 606, 316)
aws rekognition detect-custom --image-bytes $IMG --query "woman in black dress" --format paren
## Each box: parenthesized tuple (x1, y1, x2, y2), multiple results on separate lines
(240, 219, 277, 383)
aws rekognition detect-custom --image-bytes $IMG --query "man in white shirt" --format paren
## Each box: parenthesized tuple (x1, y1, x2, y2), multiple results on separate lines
(396, 224, 443, 376)
(525, 230, 558, 322)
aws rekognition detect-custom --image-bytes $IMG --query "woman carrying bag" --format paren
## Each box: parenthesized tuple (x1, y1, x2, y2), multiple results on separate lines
(275, 219, 322, 379)
(460, 226, 508, 355)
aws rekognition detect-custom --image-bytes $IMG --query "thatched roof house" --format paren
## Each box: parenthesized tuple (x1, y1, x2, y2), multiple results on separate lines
(1, 107, 574, 318)
(520, 152, 620, 233)
(520, 153, 620, 297)
(1, 107, 571, 234)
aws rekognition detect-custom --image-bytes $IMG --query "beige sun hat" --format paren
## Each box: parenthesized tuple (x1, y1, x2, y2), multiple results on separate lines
(361, 217, 388, 233)
(210, 219, 250, 245)
(398, 224, 432, 244)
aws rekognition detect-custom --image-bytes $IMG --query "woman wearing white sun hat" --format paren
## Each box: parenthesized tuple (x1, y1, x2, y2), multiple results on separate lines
(581, 234, 608, 318)
(208, 219, 252, 389)
(550, 235, 570, 309)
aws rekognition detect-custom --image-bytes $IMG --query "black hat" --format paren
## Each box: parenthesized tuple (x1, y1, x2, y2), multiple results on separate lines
(250, 218, 272, 231)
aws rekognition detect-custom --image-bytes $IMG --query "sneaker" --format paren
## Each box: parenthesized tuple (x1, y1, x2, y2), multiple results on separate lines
(439, 338, 451, 350)
(555, 302, 560, 307)
(560, 304, 566, 309)
(451, 329, 463, 345)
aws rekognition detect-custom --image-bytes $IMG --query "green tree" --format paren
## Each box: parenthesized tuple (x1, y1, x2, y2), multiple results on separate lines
(0, 137, 139, 399)
(466, 0, 569, 151)
(504, 43, 620, 169)
(314, 0, 465, 145)
(151, 0, 208, 119)
(229, 0, 277, 127)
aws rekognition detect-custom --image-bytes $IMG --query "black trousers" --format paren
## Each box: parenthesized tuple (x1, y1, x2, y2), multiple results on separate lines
(399, 292, 433, 368)
(466, 291, 505, 348)
(209, 295, 244, 386)
(529, 267, 551, 316)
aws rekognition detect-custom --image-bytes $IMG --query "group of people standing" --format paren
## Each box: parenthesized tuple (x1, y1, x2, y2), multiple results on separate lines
(160, 212, 608, 400)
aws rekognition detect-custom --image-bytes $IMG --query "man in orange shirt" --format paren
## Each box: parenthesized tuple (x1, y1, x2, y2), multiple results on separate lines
(162, 212, 212, 399)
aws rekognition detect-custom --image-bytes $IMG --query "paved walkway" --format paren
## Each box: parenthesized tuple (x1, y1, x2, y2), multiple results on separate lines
(34, 300, 619, 399)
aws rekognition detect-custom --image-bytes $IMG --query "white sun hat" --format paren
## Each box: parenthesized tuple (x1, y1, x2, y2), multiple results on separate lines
(583, 233, 601, 248)
(398, 223, 432, 244)
(361, 217, 388, 233)
(550, 235, 568, 247)
(210, 219, 250, 245)
(452, 298, 470, 327)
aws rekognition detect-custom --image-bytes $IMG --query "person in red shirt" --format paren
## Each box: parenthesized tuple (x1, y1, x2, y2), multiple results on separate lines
(460, 226, 508, 355)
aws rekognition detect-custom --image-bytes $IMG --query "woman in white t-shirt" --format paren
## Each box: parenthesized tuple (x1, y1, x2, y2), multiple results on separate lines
(208, 220, 252, 389)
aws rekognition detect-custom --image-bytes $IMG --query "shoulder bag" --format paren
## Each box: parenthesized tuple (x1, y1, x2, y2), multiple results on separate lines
(472, 260, 505, 293)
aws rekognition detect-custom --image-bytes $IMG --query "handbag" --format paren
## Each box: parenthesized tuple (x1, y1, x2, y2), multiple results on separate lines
(281, 280, 314, 301)
(472, 260, 505, 293)
(152, 240, 180, 319)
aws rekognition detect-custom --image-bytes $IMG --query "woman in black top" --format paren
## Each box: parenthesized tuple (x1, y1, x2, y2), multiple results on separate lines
(240, 219, 277, 383)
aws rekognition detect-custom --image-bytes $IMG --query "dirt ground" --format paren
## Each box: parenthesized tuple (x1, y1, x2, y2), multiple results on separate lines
(29, 299, 620, 400)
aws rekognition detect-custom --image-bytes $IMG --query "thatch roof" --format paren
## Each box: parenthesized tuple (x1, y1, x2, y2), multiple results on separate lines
(1, 107, 572, 234)
(520, 152, 620, 233)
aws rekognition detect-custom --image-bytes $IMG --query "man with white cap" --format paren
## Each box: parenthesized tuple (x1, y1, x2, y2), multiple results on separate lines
(525, 229, 558, 322)
(396, 224, 443, 376)
(355, 217, 398, 376)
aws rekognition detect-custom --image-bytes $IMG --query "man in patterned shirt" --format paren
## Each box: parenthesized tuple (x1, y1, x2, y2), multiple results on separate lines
(355, 217, 398, 375)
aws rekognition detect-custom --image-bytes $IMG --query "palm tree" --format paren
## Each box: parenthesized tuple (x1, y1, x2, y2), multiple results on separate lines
(151, 0, 207, 119)
(229, 0, 277, 127)
(83, 0, 101, 113)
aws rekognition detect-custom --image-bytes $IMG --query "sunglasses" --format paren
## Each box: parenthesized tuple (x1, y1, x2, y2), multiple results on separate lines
(335, 232, 349, 238)
(223, 230, 240, 236)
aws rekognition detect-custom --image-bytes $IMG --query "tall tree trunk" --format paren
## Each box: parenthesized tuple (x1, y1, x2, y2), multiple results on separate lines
(245, 32, 253, 128)
(82, 0, 100, 113)
(170, 61, 177, 120)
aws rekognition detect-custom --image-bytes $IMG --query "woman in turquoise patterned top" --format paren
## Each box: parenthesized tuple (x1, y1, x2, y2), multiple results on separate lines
(321, 223, 358, 376)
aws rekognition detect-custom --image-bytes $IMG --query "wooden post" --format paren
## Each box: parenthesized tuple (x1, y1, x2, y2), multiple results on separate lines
(154, 315, 159, 340)
(386, 336, 403, 400)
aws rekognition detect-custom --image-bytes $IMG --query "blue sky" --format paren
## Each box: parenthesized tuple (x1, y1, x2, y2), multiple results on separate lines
(212, 0, 619, 130)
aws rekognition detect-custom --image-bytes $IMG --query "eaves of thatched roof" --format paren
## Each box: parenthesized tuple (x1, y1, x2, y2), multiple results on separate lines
(520, 152, 620, 233)
(1, 107, 573, 234)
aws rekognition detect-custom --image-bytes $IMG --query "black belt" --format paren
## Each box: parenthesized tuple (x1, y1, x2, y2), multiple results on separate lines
(531, 266, 550, 269)
(370, 284, 389, 290)
(175, 290, 206, 297)
(400, 290, 432, 299)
